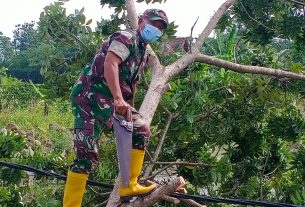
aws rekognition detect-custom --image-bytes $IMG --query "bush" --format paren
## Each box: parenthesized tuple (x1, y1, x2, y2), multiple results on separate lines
(0, 76, 42, 109)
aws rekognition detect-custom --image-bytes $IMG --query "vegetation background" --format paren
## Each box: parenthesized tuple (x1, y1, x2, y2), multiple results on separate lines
(0, 0, 305, 206)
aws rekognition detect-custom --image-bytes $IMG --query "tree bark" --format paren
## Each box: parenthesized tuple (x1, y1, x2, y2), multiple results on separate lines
(194, 54, 305, 81)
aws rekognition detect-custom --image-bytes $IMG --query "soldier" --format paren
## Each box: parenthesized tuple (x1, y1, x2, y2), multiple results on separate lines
(63, 9, 169, 206)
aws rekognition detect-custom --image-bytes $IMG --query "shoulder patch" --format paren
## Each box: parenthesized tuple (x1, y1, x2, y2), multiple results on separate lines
(108, 40, 130, 62)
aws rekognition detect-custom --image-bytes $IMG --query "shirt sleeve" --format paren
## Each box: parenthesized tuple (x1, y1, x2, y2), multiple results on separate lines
(108, 31, 134, 62)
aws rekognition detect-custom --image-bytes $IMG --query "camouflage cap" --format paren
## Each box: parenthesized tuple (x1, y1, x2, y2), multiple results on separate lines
(142, 9, 169, 29)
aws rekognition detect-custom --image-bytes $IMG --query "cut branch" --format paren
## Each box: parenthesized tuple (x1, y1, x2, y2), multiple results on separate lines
(189, 16, 199, 53)
(142, 162, 176, 181)
(119, 177, 186, 207)
(194, 54, 305, 81)
(166, 0, 236, 78)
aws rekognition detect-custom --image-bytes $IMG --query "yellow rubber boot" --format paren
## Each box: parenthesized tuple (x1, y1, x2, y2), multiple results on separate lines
(63, 171, 88, 207)
(119, 149, 156, 199)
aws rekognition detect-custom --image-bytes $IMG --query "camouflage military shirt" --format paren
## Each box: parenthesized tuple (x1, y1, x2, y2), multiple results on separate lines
(70, 30, 149, 130)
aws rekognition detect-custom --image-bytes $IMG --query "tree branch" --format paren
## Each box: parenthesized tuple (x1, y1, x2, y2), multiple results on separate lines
(106, 178, 121, 207)
(239, 1, 275, 32)
(49, 30, 81, 50)
(88, 186, 112, 197)
(120, 177, 186, 207)
(143, 113, 173, 177)
(194, 54, 305, 81)
(166, 0, 237, 78)
(53, 20, 90, 52)
(193, 0, 236, 53)
(285, 0, 305, 6)
(189, 16, 199, 53)
(142, 160, 211, 182)
(260, 146, 271, 200)
(142, 162, 176, 181)
(155, 161, 210, 167)
(95, 199, 109, 207)
(182, 199, 207, 207)
(106, 0, 305, 206)
(125, 0, 138, 29)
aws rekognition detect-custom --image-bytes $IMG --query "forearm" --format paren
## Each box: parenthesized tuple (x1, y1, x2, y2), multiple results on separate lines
(104, 61, 123, 100)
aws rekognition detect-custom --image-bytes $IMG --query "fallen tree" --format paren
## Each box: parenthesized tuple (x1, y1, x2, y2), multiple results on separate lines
(103, 0, 305, 206)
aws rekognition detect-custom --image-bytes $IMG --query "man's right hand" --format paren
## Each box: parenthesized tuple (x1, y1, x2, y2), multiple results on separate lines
(114, 98, 131, 120)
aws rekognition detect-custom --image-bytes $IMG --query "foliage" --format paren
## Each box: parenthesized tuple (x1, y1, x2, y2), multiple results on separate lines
(0, 98, 73, 206)
(0, 76, 42, 109)
(13, 21, 39, 52)
(146, 27, 305, 205)
(37, 1, 102, 97)
(0, 1, 305, 206)
(225, 0, 305, 54)
(0, 33, 14, 67)
(100, 0, 125, 13)
(96, 15, 126, 36)
(100, 0, 168, 13)
(0, 84, 120, 206)
(0, 132, 26, 159)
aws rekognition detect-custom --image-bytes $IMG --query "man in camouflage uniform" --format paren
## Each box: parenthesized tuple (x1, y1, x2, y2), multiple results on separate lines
(63, 9, 169, 207)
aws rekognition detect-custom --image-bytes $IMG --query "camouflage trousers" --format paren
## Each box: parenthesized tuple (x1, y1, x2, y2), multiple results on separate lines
(69, 94, 151, 174)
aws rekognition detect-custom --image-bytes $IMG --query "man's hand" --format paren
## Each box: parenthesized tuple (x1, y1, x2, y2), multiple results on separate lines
(114, 98, 131, 120)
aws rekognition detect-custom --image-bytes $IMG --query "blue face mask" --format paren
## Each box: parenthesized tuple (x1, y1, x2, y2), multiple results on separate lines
(140, 23, 163, 43)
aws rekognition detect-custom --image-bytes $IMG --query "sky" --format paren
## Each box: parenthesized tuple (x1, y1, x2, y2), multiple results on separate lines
(0, 0, 226, 38)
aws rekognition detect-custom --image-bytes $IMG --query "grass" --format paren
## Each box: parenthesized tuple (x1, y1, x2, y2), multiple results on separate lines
(0, 99, 73, 148)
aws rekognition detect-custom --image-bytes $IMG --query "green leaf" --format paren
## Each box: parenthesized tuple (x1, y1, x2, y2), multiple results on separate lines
(291, 195, 298, 205)
(290, 63, 304, 73)
(211, 171, 217, 182)
(86, 19, 93, 25)
(296, 191, 302, 203)
(80, 7, 84, 14)
(29, 80, 45, 98)
(185, 166, 195, 170)
(40, 12, 45, 20)
(81, 26, 86, 34)
(56, 1, 64, 5)
(80, 14, 86, 24)
(220, 68, 225, 78)
(86, 26, 92, 33)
